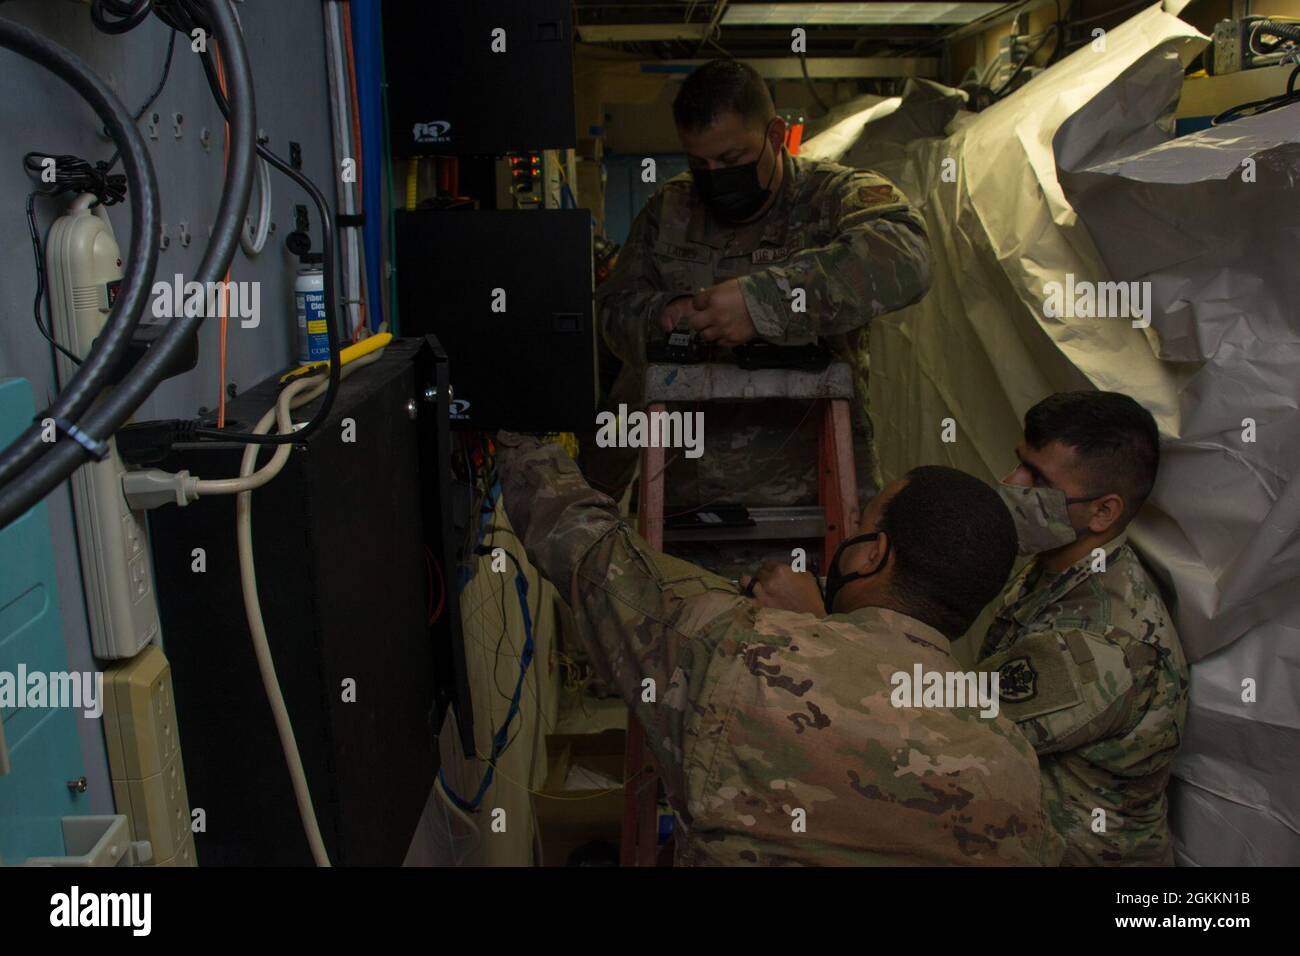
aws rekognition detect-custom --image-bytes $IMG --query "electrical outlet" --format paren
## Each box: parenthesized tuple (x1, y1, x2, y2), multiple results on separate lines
(104, 646, 195, 866)
(46, 203, 161, 661)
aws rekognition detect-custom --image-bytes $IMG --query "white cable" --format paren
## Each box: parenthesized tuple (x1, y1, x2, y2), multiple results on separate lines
(240, 155, 272, 256)
(124, 354, 379, 507)
(190, 373, 314, 496)
(235, 377, 329, 866)
(235, 350, 383, 868)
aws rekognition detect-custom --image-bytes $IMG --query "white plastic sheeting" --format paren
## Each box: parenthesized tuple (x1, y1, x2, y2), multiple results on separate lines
(804, 3, 1299, 864)
(1060, 84, 1300, 868)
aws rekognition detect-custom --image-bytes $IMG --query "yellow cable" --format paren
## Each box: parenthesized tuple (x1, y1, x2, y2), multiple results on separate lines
(405, 157, 419, 210)
(278, 331, 392, 384)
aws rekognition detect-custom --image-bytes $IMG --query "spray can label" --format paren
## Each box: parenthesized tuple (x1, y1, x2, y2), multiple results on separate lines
(296, 286, 329, 364)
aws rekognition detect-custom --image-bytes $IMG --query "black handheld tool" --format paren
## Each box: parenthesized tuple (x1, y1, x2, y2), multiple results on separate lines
(647, 316, 706, 364)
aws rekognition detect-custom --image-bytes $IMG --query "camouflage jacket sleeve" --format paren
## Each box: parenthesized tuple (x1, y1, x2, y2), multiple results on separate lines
(495, 432, 745, 806)
(737, 170, 931, 344)
(495, 432, 623, 596)
(595, 190, 686, 366)
(981, 628, 1148, 756)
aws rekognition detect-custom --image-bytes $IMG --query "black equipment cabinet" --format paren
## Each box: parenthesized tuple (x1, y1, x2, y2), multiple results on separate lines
(383, 0, 576, 156)
(394, 208, 596, 432)
(148, 337, 472, 865)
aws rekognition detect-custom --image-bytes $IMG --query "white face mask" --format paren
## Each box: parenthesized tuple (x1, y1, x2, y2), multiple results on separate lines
(997, 481, 1102, 556)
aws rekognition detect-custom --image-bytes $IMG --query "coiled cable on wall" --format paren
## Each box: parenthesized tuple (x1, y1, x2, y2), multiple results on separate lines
(0, 13, 165, 512)
(240, 152, 272, 256)
(0, 1, 256, 530)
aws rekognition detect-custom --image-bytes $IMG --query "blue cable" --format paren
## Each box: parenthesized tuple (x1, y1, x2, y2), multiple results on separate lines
(439, 553, 534, 813)
(441, 477, 535, 812)
(350, 0, 387, 333)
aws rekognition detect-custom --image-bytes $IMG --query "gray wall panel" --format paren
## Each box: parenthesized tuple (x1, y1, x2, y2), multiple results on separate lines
(0, 0, 340, 813)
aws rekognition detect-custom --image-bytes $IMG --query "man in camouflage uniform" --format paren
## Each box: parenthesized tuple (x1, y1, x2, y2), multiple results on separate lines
(984, 391, 1189, 865)
(590, 59, 930, 506)
(497, 430, 1062, 866)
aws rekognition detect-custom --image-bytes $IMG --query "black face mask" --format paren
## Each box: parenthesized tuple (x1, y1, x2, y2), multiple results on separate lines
(822, 532, 890, 615)
(692, 134, 777, 225)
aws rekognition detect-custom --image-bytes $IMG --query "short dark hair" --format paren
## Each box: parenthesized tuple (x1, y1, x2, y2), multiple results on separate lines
(672, 58, 776, 132)
(1024, 390, 1160, 521)
(879, 465, 1019, 638)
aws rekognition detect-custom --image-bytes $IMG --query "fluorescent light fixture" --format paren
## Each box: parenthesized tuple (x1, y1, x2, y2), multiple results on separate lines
(722, 3, 1005, 25)
(577, 24, 711, 43)
(646, 57, 937, 79)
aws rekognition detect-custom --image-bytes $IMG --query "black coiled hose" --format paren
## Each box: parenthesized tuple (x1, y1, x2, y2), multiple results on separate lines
(0, 0, 256, 528)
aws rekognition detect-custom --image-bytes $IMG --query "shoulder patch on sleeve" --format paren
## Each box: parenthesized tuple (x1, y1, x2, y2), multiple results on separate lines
(831, 170, 910, 219)
(997, 657, 1038, 702)
(857, 184, 899, 206)
(988, 629, 1138, 753)
(983, 631, 1080, 723)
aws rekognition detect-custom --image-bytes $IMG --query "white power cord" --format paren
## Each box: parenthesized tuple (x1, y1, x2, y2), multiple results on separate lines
(233, 349, 383, 867)
(124, 398, 308, 506)
(122, 351, 384, 864)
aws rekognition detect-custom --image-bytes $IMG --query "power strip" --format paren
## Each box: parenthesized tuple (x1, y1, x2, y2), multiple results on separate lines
(47, 200, 160, 661)
(104, 645, 196, 866)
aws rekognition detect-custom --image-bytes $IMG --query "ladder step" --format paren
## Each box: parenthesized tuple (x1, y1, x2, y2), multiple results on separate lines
(658, 505, 826, 543)
(644, 361, 853, 403)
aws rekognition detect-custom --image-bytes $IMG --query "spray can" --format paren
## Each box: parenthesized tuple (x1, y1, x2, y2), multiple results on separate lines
(295, 254, 328, 364)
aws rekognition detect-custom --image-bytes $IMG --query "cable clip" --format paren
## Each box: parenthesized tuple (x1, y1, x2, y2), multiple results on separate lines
(42, 416, 110, 461)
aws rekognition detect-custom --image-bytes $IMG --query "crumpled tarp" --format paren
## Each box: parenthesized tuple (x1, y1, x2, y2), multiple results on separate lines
(802, 2, 1300, 865)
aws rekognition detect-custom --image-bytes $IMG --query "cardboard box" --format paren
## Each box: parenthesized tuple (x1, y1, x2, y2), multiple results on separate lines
(534, 729, 625, 867)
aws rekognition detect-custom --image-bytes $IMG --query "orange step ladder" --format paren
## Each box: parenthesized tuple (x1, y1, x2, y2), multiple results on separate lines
(620, 360, 861, 866)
